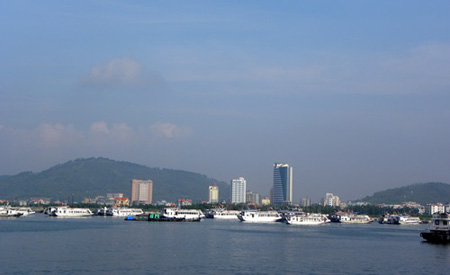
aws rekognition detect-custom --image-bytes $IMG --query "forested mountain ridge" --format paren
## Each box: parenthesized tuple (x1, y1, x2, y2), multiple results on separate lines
(361, 182, 450, 205)
(0, 157, 230, 202)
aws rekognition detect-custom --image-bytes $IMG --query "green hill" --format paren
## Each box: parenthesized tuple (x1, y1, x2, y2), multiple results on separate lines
(361, 182, 450, 205)
(0, 157, 230, 203)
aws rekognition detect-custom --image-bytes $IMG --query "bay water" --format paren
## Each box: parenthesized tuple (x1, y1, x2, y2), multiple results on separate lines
(0, 214, 448, 274)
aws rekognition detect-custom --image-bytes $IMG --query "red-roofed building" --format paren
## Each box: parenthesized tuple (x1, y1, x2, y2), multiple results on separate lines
(115, 197, 130, 206)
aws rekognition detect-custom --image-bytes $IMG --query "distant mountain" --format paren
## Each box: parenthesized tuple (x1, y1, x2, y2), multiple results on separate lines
(0, 157, 230, 202)
(361, 182, 450, 205)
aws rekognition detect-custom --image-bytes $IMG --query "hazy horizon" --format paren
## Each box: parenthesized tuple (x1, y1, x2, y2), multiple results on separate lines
(1, 1, 449, 202)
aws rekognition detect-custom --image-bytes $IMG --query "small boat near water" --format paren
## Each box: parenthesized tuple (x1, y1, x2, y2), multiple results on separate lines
(49, 206, 93, 217)
(237, 210, 283, 223)
(0, 207, 23, 217)
(126, 212, 201, 222)
(285, 212, 330, 225)
(384, 215, 421, 225)
(162, 208, 203, 221)
(330, 213, 372, 224)
(420, 212, 450, 243)
(206, 209, 240, 220)
(125, 208, 203, 222)
(106, 207, 144, 217)
(13, 207, 36, 216)
(397, 215, 421, 225)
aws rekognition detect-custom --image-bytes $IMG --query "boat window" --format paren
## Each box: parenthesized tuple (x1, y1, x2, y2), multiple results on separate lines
(443, 221, 448, 225)
(435, 220, 440, 225)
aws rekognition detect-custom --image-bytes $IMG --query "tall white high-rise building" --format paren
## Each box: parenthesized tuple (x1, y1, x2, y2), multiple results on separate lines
(273, 163, 293, 204)
(231, 177, 246, 204)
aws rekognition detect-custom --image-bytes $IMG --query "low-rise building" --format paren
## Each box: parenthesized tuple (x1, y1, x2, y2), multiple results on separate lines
(261, 197, 271, 205)
(300, 197, 311, 207)
(324, 193, 340, 207)
(178, 199, 192, 207)
(115, 197, 130, 206)
(246, 191, 260, 205)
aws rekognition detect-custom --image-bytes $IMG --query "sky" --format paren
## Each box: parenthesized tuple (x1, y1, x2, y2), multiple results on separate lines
(1, 1, 449, 202)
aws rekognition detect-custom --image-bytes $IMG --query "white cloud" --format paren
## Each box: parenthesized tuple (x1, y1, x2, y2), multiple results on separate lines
(110, 123, 136, 143)
(0, 121, 191, 161)
(88, 121, 137, 146)
(34, 123, 83, 149)
(150, 122, 193, 139)
(89, 121, 110, 135)
(80, 58, 163, 87)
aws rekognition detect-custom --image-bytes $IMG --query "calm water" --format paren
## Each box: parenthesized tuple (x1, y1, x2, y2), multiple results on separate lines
(0, 214, 448, 274)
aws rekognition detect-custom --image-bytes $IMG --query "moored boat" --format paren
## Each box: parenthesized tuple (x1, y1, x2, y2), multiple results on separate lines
(106, 207, 144, 217)
(13, 207, 36, 216)
(44, 207, 57, 215)
(125, 209, 203, 222)
(237, 210, 283, 223)
(96, 207, 108, 216)
(378, 214, 390, 224)
(207, 209, 240, 220)
(285, 213, 330, 225)
(384, 215, 421, 225)
(420, 212, 450, 243)
(49, 206, 93, 217)
(397, 215, 421, 225)
(161, 208, 203, 221)
(0, 207, 23, 217)
(338, 214, 372, 224)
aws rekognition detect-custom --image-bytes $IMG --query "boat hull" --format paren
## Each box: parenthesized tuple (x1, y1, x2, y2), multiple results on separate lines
(420, 231, 450, 243)
(125, 214, 200, 222)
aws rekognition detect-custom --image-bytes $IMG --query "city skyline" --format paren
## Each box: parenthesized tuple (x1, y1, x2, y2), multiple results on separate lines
(1, 2, 449, 201)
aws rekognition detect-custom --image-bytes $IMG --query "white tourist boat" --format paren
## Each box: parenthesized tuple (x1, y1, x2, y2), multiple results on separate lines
(397, 215, 421, 225)
(162, 208, 203, 221)
(13, 207, 36, 216)
(339, 214, 372, 224)
(237, 210, 283, 223)
(0, 207, 22, 217)
(420, 212, 450, 243)
(386, 215, 421, 225)
(107, 207, 144, 217)
(286, 213, 330, 225)
(49, 207, 93, 217)
(212, 209, 240, 220)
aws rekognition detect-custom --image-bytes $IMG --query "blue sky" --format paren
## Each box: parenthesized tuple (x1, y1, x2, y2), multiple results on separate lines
(1, 1, 449, 201)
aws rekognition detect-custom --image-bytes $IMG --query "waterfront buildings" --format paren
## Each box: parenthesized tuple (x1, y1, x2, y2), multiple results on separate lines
(209, 184, 219, 203)
(272, 163, 293, 204)
(261, 197, 271, 205)
(178, 198, 192, 207)
(426, 203, 447, 215)
(246, 191, 260, 205)
(324, 193, 340, 207)
(107, 193, 124, 204)
(301, 197, 311, 207)
(131, 179, 153, 205)
(114, 197, 130, 206)
(231, 177, 247, 204)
